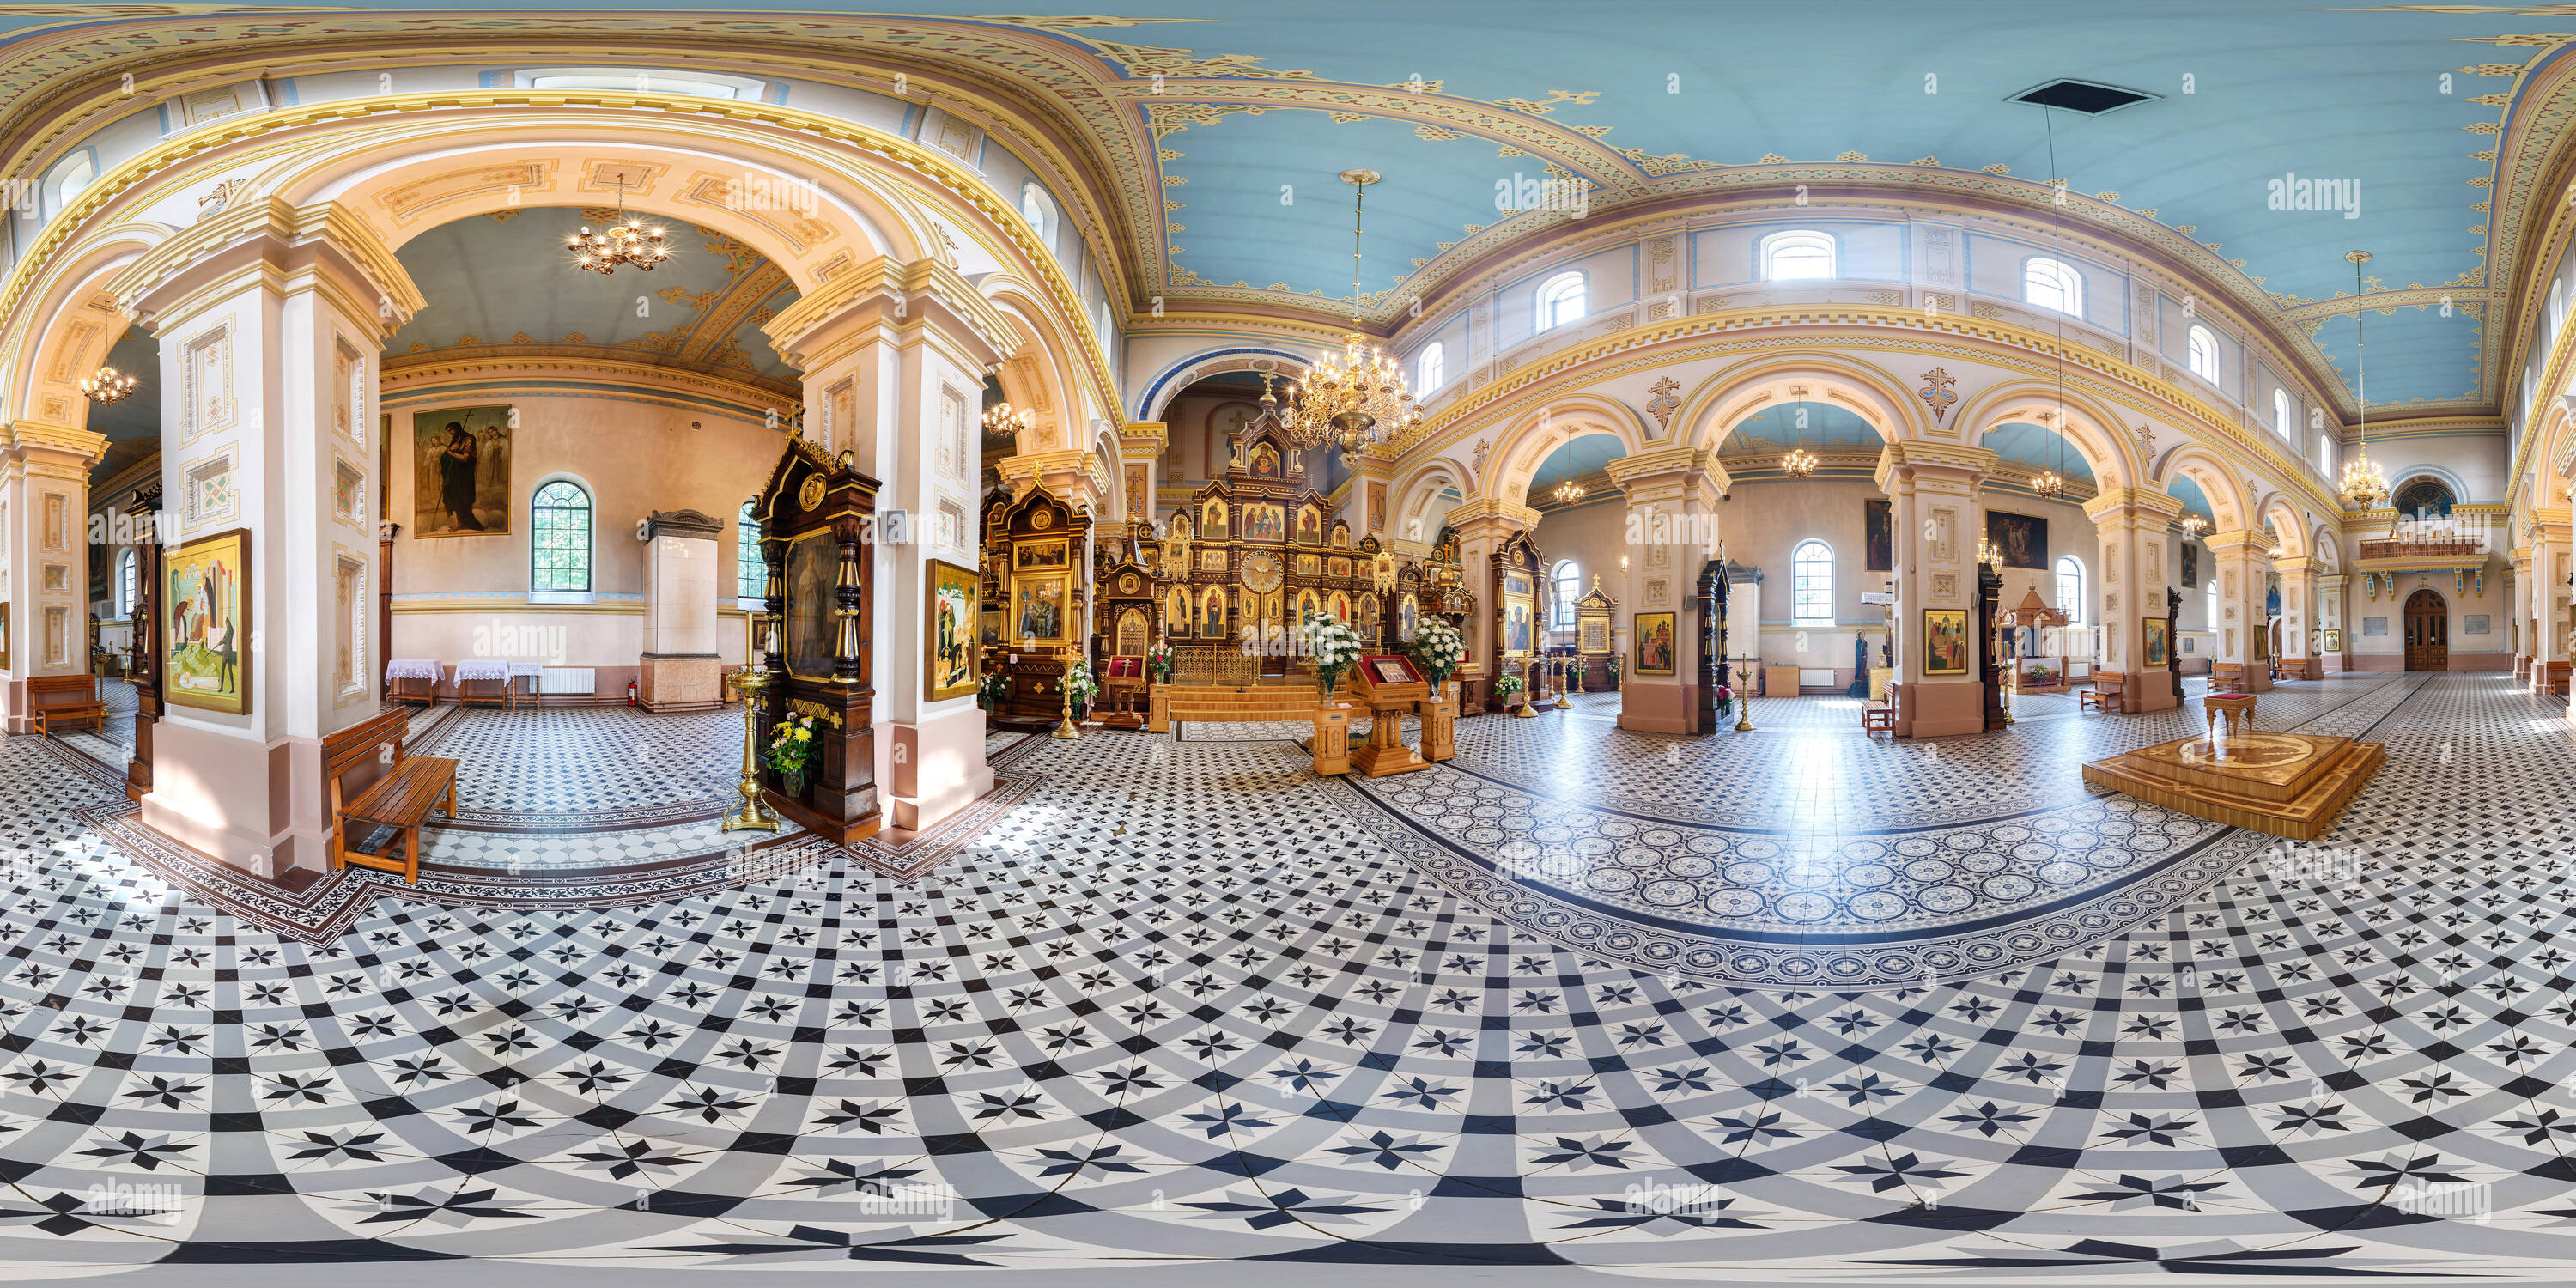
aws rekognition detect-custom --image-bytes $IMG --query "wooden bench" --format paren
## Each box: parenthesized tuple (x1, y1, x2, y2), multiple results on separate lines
(2080, 671, 2127, 714)
(1861, 702, 1894, 735)
(324, 708, 459, 884)
(27, 674, 106, 738)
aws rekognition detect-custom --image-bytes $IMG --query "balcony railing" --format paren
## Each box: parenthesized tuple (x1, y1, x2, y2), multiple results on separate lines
(2359, 535, 2485, 562)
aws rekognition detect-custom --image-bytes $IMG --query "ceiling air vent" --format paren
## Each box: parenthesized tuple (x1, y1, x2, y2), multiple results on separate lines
(2007, 79, 2160, 115)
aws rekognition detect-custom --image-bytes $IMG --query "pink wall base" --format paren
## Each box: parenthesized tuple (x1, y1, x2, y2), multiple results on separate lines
(884, 706, 995, 832)
(1898, 680, 1984, 737)
(139, 721, 328, 878)
(1618, 683, 1698, 735)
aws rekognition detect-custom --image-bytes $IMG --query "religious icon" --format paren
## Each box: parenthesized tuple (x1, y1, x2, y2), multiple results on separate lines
(1203, 498, 1230, 539)
(1923, 608, 1971, 675)
(1370, 658, 1414, 685)
(1014, 540, 1070, 570)
(1399, 592, 1419, 643)
(1328, 590, 1351, 622)
(2144, 617, 2172, 666)
(1166, 586, 1192, 637)
(1864, 498, 1893, 571)
(166, 527, 252, 715)
(2322, 629, 2341, 652)
(1297, 507, 1321, 544)
(2181, 543, 2200, 588)
(411, 406, 512, 536)
(786, 532, 839, 677)
(926, 559, 978, 701)
(1249, 442, 1279, 477)
(1502, 593, 1535, 658)
(1635, 611, 1676, 675)
(1984, 511, 2046, 570)
(1014, 574, 1068, 643)
(1200, 585, 1228, 636)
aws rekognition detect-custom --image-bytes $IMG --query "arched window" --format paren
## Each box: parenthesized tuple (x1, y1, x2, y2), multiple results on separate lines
(1552, 559, 1580, 629)
(531, 480, 592, 593)
(2555, 279, 2567, 334)
(737, 500, 765, 602)
(1535, 270, 1586, 332)
(2205, 578, 2219, 629)
(1759, 229, 1836, 281)
(1792, 539, 1833, 624)
(42, 151, 94, 220)
(1417, 341, 1446, 392)
(115, 549, 137, 619)
(2023, 257, 2083, 316)
(2316, 432, 2334, 471)
(2186, 325, 2219, 382)
(2273, 389, 2294, 438)
(1018, 181, 1051, 246)
(2055, 555, 2083, 626)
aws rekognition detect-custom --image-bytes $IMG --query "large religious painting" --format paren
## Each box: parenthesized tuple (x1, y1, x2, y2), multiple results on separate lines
(785, 531, 840, 677)
(1245, 503, 1285, 543)
(1297, 588, 1321, 626)
(1635, 611, 1676, 675)
(1923, 608, 1971, 675)
(1013, 573, 1069, 645)
(1202, 498, 1230, 539)
(1984, 511, 2046, 570)
(1399, 592, 1419, 643)
(1359, 592, 1381, 641)
(2181, 543, 2199, 588)
(1328, 590, 1351, 623)
(2144, 617, 2172, 666)
(166, 527, 252, 715)
(1166, 586, 1193, 638)
(1014, 539, 1069, 570)
(1864, 498, 1893, 571)
(925, 559, 978, 701)
(410, 406, 512, 536)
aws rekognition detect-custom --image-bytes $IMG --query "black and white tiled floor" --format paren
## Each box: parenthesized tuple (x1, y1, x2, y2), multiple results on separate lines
(3, 672, 2576, 1279)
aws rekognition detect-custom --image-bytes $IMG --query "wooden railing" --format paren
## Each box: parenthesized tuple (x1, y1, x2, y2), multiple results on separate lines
(2359, 535, 2486, 561)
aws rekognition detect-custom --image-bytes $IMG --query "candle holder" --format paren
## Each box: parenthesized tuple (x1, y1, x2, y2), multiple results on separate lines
(1051, 674, 1082, 740)
(1553, 656, 1572, 709)
(721, 666, 780, 833)
(1735, 682, 1754, 732)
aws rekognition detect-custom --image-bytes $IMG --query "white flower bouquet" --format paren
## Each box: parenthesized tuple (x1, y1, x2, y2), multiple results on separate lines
(1410, 617, 1465, 684)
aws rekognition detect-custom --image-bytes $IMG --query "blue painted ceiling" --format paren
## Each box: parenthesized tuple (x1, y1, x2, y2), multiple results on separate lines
(1719, 402, 1885, 455)
(2168, 476, 2215, 527)
(8, 2, 2567, 411)
(1979, 422, 2096, 484)
(1524, 432, 1627, 501)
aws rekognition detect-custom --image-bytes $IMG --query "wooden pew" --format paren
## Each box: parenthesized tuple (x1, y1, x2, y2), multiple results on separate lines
(28, 674, 106, 738)
(323, 708, 459, 884)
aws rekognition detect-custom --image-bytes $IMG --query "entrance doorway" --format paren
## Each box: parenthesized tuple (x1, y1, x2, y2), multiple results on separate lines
(2404, 588, 2448, 671)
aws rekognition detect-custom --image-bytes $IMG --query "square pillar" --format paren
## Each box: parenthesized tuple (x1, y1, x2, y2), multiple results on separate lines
(2082, 488, 2182, 713)
(1874, 440, 1996, 736)
(1606, 447, 1723, 735)
(1443, 500, 1534, 714)
(637, 509, 725, 712)
(2316, 574, 2348, 674)
(2207, 530, 2272, 692)
(2275, 556, 2323, 679)
(0, 423, 106, 731)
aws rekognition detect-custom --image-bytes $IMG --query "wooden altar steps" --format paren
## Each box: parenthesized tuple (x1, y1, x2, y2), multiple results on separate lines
(2081, 732, 2384, 841)
(1163, 677, 1358, 722)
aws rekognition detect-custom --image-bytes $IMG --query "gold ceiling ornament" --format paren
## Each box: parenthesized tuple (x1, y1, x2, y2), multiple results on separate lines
(1551, 477, 1586, 506)
(76, 297, 135, 406)
(1282, 170, 1422, 468)
(1780, 445, 1819, 477)
(2336, 250, 2391, 511)
(566, 178, 670, 276)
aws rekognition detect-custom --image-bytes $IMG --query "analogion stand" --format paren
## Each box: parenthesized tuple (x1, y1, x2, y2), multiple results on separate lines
(1351, 653, 1440, 777)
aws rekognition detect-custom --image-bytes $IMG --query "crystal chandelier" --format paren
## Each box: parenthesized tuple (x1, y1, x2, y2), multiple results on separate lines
(1282, 171, 1423, 467)
(1552, 478, 1586, 506)
(2029, 465, 2065, 499)
(78, 298, 135, 405)
(2179, 513, 2209, 539)
(567, 180, 669, 276)
(1781, 446, 1819, 477)
(2336, 249, 2391, 510)
(981, 401, 1034, 439)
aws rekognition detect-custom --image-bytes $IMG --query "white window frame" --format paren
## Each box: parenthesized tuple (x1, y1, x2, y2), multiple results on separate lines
(2186, 325, 2220, 382)
(2023, 256, 2084, 317)
(1791, 539, 1834, 625)
(2273, 389, 2294, 438)
(2055, 555, 2084, 626)
(515, 66, 765, 100)
(2317, 432, 2334, 472)
(737, 499, 766, 609)
(1019, 181, 1052, 246)
(1417, 341, 1445, 392)
(2205, 578, 2219, 629)
(1552, 559, 1579, 630)
(1534, 270, 1586, 332)
(527, 474, 596, 604)
(1759, 229, 1836, 281)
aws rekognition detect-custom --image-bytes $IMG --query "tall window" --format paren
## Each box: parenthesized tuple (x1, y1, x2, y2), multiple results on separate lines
(1417, 341, 1446, 392)
(1552, 559, 1580, 629)
(2273, 389, 2294, 438)
(1759, 229, 1835, 281)
(2205, 579, 2218, 629)
(531, 480, 592, 593)
(43, 151, 94, 220)
(1535, 270, 1586, 331)
(115, 549, 137, 619)
(2055, 555, 2083, 626)
(2023, 257, 2083, 316)
(2316, 431, 2334, 471)
(1792, 539, 1833, 624)
(737, 499, 765, 601)
(1018, 181, 1050, 246)
(2184, 325, 2218, 381)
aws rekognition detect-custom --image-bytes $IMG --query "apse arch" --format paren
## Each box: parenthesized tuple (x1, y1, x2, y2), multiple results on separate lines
(1679, 356, 1922, 457)
(3, 233, 155, 426)
(2389, 468, 2466, 515)
(1135, 345, 1313, 423)
(1478, 393, 1651, 502)
(2153, 446, 2251, 532)
(1390, 458, 1469, 544)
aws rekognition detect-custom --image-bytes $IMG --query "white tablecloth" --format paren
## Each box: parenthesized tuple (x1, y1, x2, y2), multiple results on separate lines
(454, 659, 511, 682)
(507, 662, 545, 679)
(385, 659, 441, 683)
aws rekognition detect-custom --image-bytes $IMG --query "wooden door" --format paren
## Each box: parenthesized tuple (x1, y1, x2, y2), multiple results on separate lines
(2404, 589, 2448, 671)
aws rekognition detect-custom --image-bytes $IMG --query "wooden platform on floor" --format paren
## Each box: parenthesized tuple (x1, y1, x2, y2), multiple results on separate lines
(2081, 732, 2385, 841)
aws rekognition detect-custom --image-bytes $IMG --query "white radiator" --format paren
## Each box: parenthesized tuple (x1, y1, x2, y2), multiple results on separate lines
(1800, 668, 1835, 688)
(540, 666, 597, 695)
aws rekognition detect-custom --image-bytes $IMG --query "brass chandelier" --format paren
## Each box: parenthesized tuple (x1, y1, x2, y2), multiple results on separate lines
(1781, 446, 1819, 477)
(567, 180, 670, 276)
(981, 400, 1034, 439)
(2336, 250, 2391, 511)
(1552, 477, 1586, 506)
(1282, 170, 1423, 467)
(2180, 513, 2209, 539)
(77, 299, 135, 405)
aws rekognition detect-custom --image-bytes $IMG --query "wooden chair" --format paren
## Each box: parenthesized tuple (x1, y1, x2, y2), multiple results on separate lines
(324, 708, 460, 884)
(27, 674, 106, 738)
(1860, 702, 1894, 735)
(2080, 671, 2127, 714)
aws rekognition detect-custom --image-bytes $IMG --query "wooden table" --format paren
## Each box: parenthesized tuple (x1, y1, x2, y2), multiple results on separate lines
(2205, 691, 2256, 738)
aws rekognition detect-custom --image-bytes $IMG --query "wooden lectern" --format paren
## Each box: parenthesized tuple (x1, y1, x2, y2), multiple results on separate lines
(1348, 653, 1432, 777)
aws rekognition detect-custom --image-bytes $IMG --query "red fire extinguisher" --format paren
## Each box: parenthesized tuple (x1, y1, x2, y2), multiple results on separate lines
(626, 677, 637, 706)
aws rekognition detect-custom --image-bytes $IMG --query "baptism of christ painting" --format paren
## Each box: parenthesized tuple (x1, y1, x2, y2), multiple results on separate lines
(412, 407, 513, 536)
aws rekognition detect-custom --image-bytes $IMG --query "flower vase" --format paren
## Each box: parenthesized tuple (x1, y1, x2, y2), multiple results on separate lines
(780, 768, 806, 799)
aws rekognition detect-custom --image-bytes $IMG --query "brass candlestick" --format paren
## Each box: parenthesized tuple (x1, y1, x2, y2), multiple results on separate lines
(1553, 657, 1572, 708)
(1735, 675, 1754, 732)
(1051, 669, 1083, 740)
(721, 667, 780, 833)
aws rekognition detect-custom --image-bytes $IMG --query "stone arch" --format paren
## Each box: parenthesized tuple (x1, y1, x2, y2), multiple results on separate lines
(1135, 344, 1312, 423)
(1476, 393, 1652, 502)
(2259, 495, 2307, 559)
(2311, 519, 2341, 572)
(1680, 355, 1923, 457)
(2152, 445, 2251, 532)
(1390, 458, 1470, 544)
(3, 229, 160, 426)
(1952, 380, 2142, 493)
(2387, 465, 2469, 510)
(986, 280, 1091, 455)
